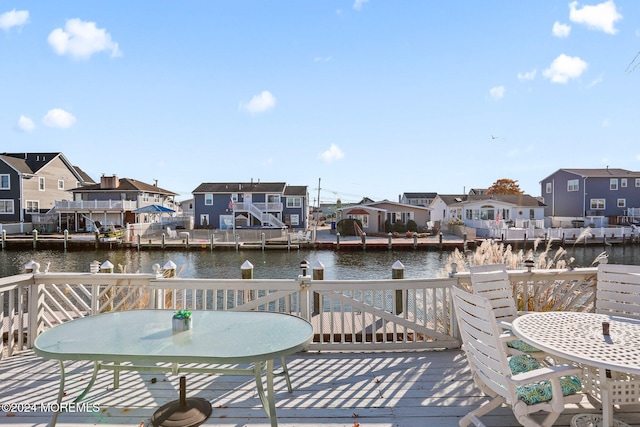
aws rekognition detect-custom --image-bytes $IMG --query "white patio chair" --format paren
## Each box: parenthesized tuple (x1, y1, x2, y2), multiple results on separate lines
(166, 227, 178, 239)
(581, 263, 640, 407)
(469, 264, 547, 361)
(452, 286, 583, 427)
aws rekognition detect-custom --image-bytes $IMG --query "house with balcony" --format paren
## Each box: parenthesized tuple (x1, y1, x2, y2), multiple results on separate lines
(0, 152, 94, 230)
(192, 181, 308, 230)
(541, 168, 640, 227)
(56, 175, 179, 232)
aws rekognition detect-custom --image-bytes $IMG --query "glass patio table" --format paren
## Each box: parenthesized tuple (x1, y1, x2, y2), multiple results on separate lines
(34, 309, 314, 427)
(512, 311, 640, 427)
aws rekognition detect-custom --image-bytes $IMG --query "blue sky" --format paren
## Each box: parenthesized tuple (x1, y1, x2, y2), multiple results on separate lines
(2, 1, 639, 204)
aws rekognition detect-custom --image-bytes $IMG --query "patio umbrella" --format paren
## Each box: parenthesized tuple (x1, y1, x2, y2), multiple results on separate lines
(132, 204, 176, 223)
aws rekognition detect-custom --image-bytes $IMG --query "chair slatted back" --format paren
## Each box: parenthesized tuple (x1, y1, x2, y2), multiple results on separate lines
(469, 264, 518, 324)
(596, 263, 640, 320)
(452, 286, 514, 402)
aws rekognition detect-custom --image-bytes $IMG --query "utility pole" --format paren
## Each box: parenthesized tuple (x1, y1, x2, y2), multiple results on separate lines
(315, 178, 321, 240)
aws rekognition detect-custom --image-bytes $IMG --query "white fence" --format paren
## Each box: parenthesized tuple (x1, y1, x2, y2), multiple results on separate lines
(0, 266, 600, 359)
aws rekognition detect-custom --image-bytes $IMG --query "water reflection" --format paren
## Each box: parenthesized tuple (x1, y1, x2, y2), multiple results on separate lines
(1, 244, 639, 279)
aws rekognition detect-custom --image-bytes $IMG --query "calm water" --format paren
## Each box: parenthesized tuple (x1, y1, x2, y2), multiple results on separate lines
(2, 244, 640, 279)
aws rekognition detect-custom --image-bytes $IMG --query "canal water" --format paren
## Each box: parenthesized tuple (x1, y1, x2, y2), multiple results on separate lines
(2, 244, 640, 279)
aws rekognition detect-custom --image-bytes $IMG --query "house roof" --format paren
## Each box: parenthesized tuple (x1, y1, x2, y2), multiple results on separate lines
(73, 166, 96, 184)
(541, 168, 640, 181)
(72, 178, 177, 196)
(283, 185, 307, 196)
(193, 182, 287, 194)
(436, 194, 545, 207)
(364, 200, 431, 211)
(346, 208, 370, 215)
(403, 192, 437, 199)
(0, 152, 89, 183)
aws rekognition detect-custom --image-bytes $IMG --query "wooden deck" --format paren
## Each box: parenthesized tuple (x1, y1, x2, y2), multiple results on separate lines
(2, 349, 640, 426)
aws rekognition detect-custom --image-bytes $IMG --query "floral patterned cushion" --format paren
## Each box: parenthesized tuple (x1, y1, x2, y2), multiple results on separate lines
(507, 339, 542, 353)
(508, 354, 582, 405)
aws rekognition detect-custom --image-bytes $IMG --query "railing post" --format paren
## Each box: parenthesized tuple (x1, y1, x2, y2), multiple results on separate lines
(362, 232, 366, 251)
(413, 233, 418, 249)
(241, 260, 254, 303)
(210, 233, 215, 251)
(312, 261, 324, 315)
(137, 234, 141, 251)
(261, 232, 265, 251)
(392, 260, 405, 314)
(162, 233, 166, 249)
(32, 229, 38, 249)
(235, 234, 240, 251)
(95, 230, 100, 249)
(336, 232, 340, 249)
(241, 260, 254, 279)
(163, 260, 177, 278)
(388, 232, 393, 250)
(287, 233, 291, 251)
(100, 261, 115, 312)
(439, 232, 443, 250)
(63, 229, 68, 250)
(1, 229, 5, 250)
(298, 260, 311, 320)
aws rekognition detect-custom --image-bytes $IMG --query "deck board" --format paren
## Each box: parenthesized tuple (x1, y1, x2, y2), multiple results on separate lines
(1, 349, 640, 426)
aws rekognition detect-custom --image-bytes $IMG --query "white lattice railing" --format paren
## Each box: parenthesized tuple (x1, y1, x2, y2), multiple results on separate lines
(0, 267, 600, 359)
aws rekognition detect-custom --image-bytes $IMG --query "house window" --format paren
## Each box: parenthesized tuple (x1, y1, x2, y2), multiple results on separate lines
(286, 197, 302, 208)
(154, 194, 161, 203)
(349, 214, 369, 228)
(0, 175, 9, 189)
(200, 214, 210, 227)
(38, 177, 45, 191)
(0, 200, 14, 213)
(636, 178, 640, 187)
(622, 178, 628, 188)
(58, 180, 64, 190)
(142, 192, 149, 202)
(610, 179, 618, 190)
(231, 193, 238, 202)
(618, 199, 626, 208)
(529, 209, 535, 219)
(590, 199, 606, 210)
(26, 200, 39, 213)
(545, 182, 552, 193)
(204, 194, 213, 205)
(567, 179, 579, 192)
(290, 214, 300, 225)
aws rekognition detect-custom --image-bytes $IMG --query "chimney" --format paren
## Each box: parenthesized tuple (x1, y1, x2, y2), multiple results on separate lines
(100, 175, 120, 189)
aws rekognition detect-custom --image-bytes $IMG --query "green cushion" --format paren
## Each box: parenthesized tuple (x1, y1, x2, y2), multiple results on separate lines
(507, 339, 542, 353)
(508, 355, 582, 405)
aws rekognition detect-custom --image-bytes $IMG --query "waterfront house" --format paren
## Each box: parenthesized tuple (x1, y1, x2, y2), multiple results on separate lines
(399, 191, 437, 207)
(336, 200, 431, 234)
(192, 181, 309, 230)
(430, 194, 545, 233)
(541, 168, 640, 227)
(0, 152, 94, 230)
(61, 175, 179, 232)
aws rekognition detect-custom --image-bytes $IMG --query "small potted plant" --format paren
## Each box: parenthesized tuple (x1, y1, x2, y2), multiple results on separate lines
(172, 309, 192, 333)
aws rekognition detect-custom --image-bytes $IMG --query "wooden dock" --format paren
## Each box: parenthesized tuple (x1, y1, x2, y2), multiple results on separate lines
(3, 349, 640, 426)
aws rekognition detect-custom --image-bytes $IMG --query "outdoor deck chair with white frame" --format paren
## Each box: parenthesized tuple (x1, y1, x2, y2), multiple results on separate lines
(452, 286, 583, 427)
(582, 262, 640, 408)
(469, 264, 547, 361)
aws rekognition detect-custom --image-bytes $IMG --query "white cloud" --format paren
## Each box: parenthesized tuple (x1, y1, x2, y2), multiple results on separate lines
(543, 54, 588, 83)
(0, 9, 28, 31)
(569, 0, 622, 35)
(552, 21, 571, 37)
(239, 91, 276, 114)
(43, 108, 76, 129)
(517, 69, 537, 81)
(313, 56, 333, 63)
(489, 86, 505, 100)
(319, 144, 345, 163)
(48, 18, 122, 60)
(353, 0, 369, 11)
(16, 115, 35, 132)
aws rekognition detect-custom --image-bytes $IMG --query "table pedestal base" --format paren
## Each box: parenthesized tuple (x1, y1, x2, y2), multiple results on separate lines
(571, 414, 630, 427)
(151, 377, 212, 427)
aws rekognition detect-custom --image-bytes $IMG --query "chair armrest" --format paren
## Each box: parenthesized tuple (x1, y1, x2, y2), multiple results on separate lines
(511, 365, 582, 385)
(498, 320, 513, 330)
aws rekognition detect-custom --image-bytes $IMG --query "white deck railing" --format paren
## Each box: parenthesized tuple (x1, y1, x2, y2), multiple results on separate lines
(0, 267, 599, 359)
